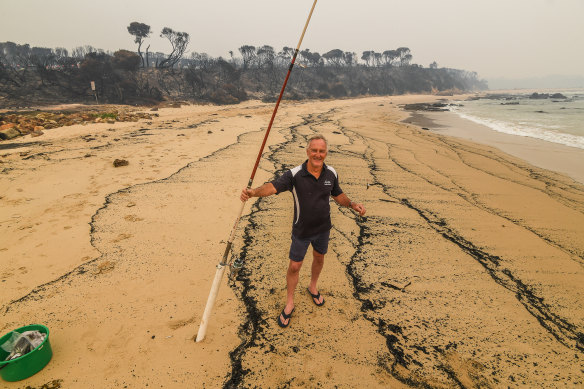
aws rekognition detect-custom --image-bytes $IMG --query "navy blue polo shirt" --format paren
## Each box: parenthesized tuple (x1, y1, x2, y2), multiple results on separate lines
(271, 160, 343, 238)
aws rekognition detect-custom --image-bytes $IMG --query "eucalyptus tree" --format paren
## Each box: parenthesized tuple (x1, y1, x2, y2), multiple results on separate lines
(299, 49, 322, 67)
(277, 46, 295, 66)
(256, 45, 275, 69)
(396, 47, 412, 66)
(127, 22, 151, 67)
(238, 45, 256, 70)
(382, 50, 399, 67)
(361, 50, 375, 67)
(344, 52, 357, 67)
(322, 49, 345, 67)
(158, 27, 190, 69)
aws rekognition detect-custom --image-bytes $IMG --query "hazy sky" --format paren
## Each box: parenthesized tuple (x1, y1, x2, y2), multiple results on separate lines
(1, 0, 583, 80)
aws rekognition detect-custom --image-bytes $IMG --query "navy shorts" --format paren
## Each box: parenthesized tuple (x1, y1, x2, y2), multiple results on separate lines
(289, 230, 330, 262)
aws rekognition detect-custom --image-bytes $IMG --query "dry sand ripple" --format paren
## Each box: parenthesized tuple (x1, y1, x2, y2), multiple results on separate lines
(1, 97, 583, 388)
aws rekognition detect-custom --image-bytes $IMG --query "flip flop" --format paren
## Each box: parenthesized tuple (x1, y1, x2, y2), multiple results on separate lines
(277, 307, 294, 328)
(307, 287, 325, 306)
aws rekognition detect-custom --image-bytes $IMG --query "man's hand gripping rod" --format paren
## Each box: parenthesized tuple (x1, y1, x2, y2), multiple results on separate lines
(196, 0, 318, 342)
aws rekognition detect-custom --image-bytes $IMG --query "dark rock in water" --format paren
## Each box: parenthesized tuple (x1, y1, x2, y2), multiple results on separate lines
(550, 93, 567, 99)
(501, 102, 519, 105)
(480, 94, 515, 100)
(530, 92, 550, 99)
(113, 159, 129, 167)
(535, 110, 546, 113)
(403, 103, 448, 112)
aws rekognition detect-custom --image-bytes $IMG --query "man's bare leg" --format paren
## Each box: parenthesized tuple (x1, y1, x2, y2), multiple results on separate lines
(308, 249, 325, 305)
(280, 260, 302, 325)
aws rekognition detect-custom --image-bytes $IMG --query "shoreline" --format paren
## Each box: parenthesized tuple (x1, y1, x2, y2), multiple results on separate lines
(402, 106, 584, 185)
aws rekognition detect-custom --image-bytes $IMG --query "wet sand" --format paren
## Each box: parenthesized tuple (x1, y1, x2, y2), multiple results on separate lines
(404, 109, 584, 185)
(1, 96, 583, 388)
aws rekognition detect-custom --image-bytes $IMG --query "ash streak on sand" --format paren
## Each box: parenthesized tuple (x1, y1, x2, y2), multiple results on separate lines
(225, 101, 584, 388)
(225, 110, 403, 388)
(1, 97, 583, 388)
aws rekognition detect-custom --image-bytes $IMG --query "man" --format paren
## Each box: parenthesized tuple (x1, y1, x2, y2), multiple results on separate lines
(240, 134, 366, 328)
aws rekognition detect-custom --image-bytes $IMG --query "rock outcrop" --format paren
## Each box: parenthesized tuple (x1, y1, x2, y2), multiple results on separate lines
(0, 109, 155, 141)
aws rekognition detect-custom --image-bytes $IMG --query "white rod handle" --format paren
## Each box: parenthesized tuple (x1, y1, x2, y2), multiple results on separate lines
(196, 200, 246, 342)
(196, 265, 227, 342)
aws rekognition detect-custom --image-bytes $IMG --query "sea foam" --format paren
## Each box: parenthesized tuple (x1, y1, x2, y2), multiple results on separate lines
(448, 92, 584, 150)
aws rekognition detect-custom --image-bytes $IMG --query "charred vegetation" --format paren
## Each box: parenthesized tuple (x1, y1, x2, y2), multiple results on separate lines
(0, 40, 487, 108)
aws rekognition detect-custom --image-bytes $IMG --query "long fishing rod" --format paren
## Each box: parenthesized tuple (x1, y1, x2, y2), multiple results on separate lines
(196, 0, 318, 342)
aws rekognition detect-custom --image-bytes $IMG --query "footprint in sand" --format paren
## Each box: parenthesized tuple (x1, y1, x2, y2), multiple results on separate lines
(1, 270, 14, 279)
(124, 215, 144, 222)
(94, 260, 115, 275)
(167, 315, 197, 330)
(111, 233, 132, 243)
(63, 192, 83, 199)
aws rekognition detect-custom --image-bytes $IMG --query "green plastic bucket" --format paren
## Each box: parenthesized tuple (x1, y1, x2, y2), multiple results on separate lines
(0, 324, 52, 382)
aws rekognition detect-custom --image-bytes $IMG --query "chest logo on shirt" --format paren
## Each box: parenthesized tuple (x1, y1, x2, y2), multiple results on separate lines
(324, 180, 332, 186)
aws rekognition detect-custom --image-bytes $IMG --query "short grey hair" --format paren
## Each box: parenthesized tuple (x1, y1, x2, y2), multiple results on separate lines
(307, 134, 328, 149)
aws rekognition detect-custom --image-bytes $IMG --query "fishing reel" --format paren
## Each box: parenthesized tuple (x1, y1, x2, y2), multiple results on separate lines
(228, 257, 244, 280)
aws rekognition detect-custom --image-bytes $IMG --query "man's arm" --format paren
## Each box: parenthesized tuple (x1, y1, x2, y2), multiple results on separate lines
(332, 193, 366, 216)
(240, 183, 277, 202)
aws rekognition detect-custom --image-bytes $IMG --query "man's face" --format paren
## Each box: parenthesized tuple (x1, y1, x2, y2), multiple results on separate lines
(306, 139, 327, 170)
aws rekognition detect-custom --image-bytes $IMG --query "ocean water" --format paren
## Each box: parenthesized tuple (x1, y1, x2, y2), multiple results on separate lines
(448, 90, 584, 150)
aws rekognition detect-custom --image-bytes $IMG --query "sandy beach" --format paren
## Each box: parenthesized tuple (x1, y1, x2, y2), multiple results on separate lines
(1, 95, 583, 388)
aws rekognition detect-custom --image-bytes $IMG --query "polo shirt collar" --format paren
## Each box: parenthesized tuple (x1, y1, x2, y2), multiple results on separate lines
(301, 160, 327, 178)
